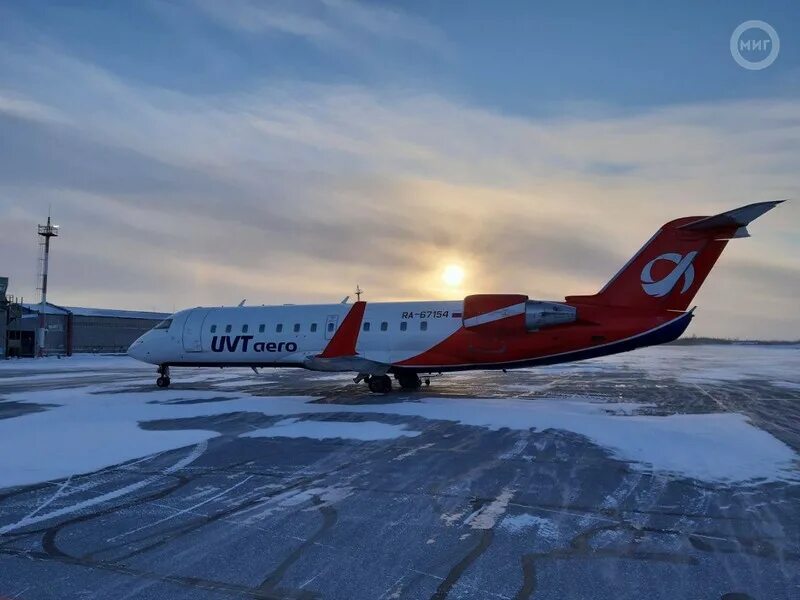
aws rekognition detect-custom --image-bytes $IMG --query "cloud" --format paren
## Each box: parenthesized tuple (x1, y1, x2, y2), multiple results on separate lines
(189, 0, 449, 55)
(0, 90, 66, 124)
(0, 46, 797, 338)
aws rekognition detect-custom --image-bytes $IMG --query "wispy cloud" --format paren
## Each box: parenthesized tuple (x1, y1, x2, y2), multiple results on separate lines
(0, 90, 66, 125)
(0, 45, 797, 338)
(190, 0, 449, 55)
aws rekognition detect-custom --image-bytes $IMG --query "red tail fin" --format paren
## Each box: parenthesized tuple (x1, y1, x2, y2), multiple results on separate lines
(566, 201, 783, 310)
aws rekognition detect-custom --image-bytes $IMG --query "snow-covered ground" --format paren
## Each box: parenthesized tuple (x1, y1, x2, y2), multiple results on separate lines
(1, 346, 799, 600)
(538, 343, 800, 386)
(0, 353, 148, 373)
(1, 345, 799, 488)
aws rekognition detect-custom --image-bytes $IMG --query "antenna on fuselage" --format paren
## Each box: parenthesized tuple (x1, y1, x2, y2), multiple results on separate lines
(355, 284, 363, 301)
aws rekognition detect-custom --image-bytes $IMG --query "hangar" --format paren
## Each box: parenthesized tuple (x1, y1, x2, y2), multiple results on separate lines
(1, 301, 168, 358)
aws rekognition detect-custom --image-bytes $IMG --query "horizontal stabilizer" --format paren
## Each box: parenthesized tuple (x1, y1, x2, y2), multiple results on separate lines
(679, 200, 784, 231)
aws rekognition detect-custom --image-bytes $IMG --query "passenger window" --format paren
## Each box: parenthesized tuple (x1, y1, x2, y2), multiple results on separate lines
(276, 324, 283, 333)
(258, 324, 265, 333)
(293, 323, 300, 333)
(400, 321, 407, 331)
(225, 324, 232, 333)
(420, 321, 428, 331)
(327, 322, 335, 333)
(380, 321, 388, 331)
(311, 323, 318, 332)
(363, 321, 370, 332)
(210, 325, 217, 333)
(242, 324, 249, 333)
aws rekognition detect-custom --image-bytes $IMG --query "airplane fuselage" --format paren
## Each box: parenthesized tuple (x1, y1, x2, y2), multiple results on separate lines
(128, 299, 690, 373)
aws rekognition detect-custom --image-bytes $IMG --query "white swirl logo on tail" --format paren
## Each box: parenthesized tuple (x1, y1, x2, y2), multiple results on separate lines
(640, 251, 698, 297)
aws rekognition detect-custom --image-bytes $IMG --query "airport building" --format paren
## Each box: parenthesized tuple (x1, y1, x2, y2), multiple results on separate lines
(1, 301, 168, 358)
(0, 220, 170, 359)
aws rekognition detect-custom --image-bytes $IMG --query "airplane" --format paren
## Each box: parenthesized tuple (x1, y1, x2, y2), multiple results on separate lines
(128, 201, 783, 392)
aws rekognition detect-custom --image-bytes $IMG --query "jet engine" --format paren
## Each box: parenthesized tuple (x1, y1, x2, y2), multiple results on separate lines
(524, 300, 576, 330)
(462, 294, 576, 333)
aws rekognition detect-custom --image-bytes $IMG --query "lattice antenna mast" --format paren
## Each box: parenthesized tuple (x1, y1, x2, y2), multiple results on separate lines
(36, 215, 59, 357)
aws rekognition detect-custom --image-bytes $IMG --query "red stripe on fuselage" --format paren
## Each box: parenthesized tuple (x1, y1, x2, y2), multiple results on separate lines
(396, 304, 678, 368)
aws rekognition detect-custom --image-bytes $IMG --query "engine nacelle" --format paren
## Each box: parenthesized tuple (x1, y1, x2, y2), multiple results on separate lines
(524, 301, 576, 330)
(461, 294, 576, 334)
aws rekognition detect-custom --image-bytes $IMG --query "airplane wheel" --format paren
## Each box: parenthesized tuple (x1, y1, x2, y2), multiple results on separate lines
(424, 378, 430, 386)
(368, 375, 392, 393)
(397, 374, 421, 390)
(156, 376, 171, 388)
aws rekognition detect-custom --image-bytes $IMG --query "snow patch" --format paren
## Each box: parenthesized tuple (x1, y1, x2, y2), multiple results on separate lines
(393, 442, 435, 461)
(0, 387, 314, 488)
(500, 514, 558, 539)
(465, 488, 514, 530)
(244, 418, 420, 441)
(0, 354, 148, 373)
(774, 380, 800, 392)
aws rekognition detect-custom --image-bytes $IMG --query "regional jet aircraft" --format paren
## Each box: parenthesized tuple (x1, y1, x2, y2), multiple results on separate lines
(128, 201, 782, 392)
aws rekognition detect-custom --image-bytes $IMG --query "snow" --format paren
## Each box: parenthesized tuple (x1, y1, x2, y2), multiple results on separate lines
(1, 387, 796, 487)
(244, 417, 420, 441)
(0, 441, 208, 535)
(1, 350, 798, 488)
(235, 485, 353, 524)
(0, 387, 314, 488)
(556, 344, 800, 385)
(500, 514, 558, 539)
(354, 397, 797, 484)
(774, 380, 800, 391)
(464, 488, 514, 529)
(19, 303, 168, 320)
(63, 306, 169, 320)
(0, 354, 150, 373)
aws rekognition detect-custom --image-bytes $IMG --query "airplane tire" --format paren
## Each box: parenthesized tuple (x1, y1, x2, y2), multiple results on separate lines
(156, 376, 171, 388)
(368, 375, 392, 393)
(397, 374, 421, 390)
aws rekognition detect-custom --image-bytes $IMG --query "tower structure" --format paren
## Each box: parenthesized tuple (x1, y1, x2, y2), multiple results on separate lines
(36, 215, 59, 357)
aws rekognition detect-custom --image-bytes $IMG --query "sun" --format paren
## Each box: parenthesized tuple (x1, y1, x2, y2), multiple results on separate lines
(441, 264, 465, 287)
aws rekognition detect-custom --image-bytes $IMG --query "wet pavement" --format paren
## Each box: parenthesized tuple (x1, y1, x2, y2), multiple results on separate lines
(0, 346, 798, 599)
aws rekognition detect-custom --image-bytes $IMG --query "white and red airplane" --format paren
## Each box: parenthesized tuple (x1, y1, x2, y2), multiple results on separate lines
(128, 201, 782, 392)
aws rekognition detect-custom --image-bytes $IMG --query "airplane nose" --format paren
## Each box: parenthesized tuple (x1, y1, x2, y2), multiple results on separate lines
(127, 337, 150, 362)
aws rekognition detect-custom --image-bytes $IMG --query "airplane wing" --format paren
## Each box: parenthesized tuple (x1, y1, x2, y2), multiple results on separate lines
(303, 301, 390, 374)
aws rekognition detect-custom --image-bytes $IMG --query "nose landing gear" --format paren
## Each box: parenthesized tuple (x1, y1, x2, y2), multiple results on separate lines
(156, 365, 171, 388)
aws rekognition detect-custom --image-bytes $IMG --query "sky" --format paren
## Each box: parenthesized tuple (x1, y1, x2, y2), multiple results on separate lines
(0, 0, 798, 339)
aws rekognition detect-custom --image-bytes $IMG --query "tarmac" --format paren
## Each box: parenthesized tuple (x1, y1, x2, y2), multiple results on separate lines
(0, 345, 798, 599)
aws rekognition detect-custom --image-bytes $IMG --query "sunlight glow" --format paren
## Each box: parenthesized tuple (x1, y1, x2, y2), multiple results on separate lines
(441, 264, 465, 287)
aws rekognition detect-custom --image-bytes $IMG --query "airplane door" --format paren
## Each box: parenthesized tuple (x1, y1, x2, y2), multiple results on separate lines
(324, 314, 339, 340)
(183, 308, 211, 352)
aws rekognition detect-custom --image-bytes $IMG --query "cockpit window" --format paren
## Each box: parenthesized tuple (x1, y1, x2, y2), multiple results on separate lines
(154, 319, 172, 330)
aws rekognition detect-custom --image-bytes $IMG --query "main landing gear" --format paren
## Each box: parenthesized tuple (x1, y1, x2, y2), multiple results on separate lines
(367, 374, 393, 393)
(363, 373, 432, 393)
(396, 373, 422, 390)
(156, 365, 171, 388)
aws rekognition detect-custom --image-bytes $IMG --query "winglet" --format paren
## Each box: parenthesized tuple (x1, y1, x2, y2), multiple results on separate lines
(679, 200, 784, 231)
(318, 301, 367, 358)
